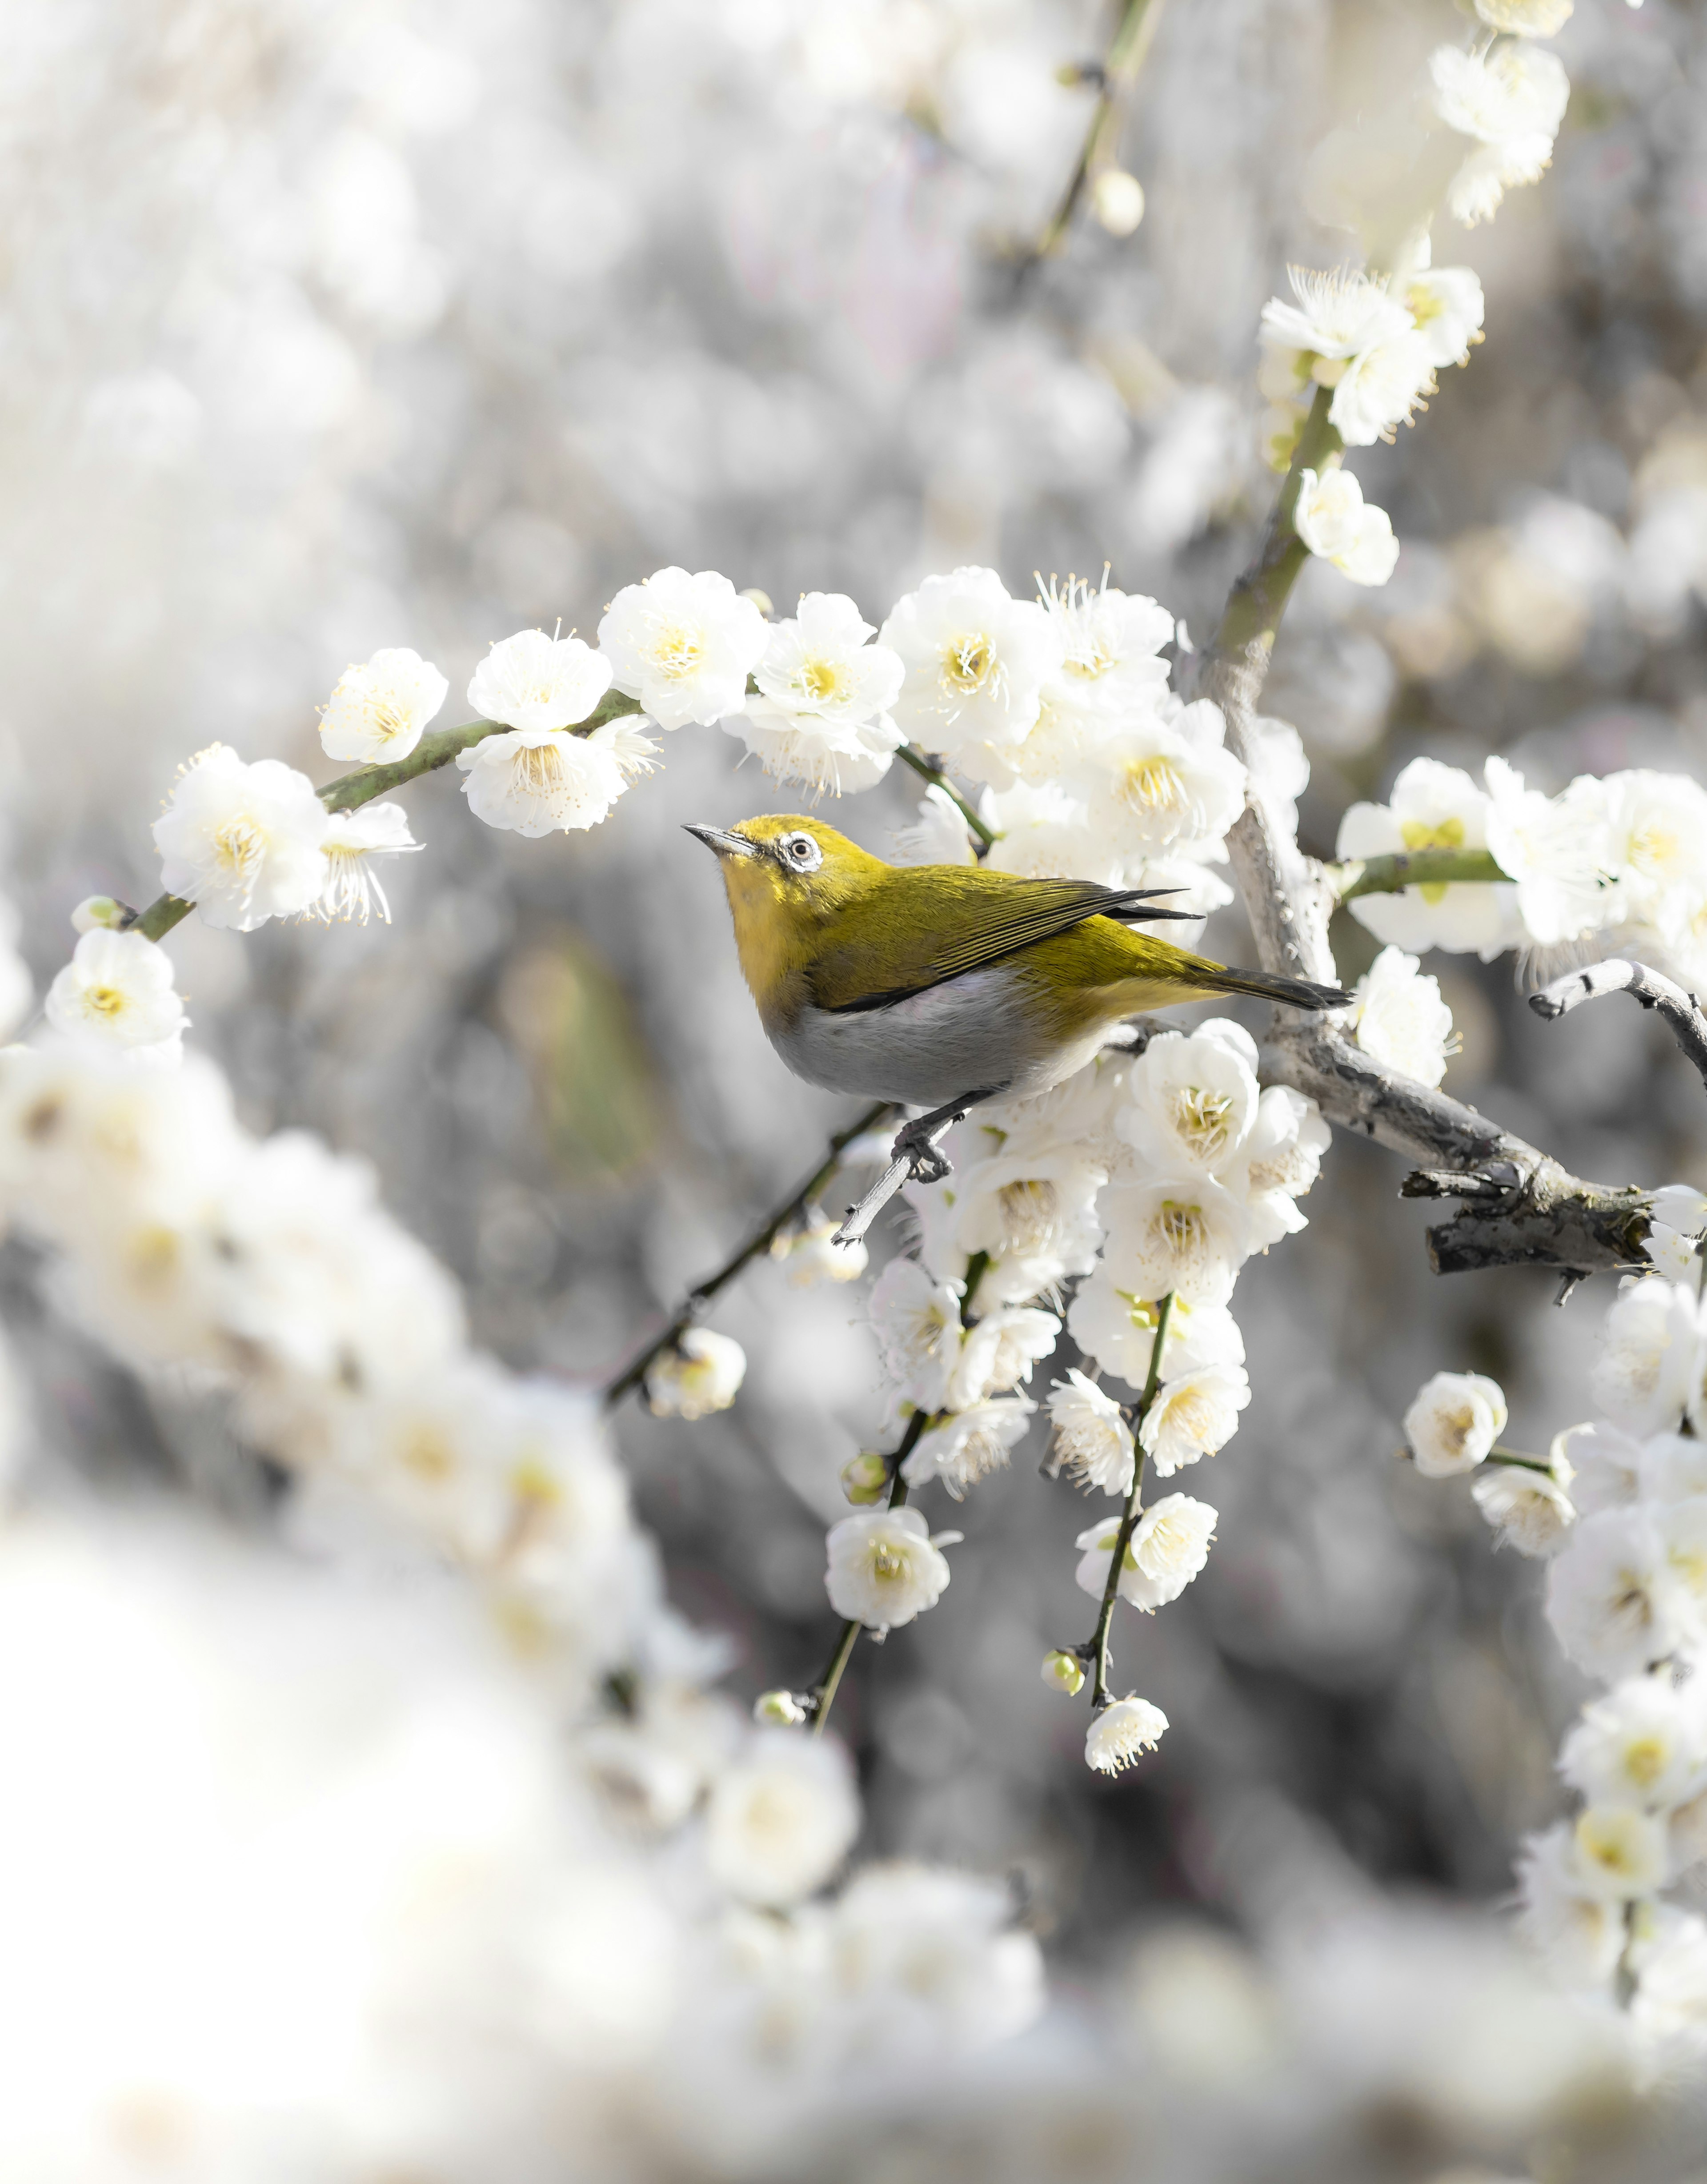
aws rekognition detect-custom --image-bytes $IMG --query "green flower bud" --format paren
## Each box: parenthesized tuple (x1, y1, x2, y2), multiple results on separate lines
(1042, 1650, 1086, 1697)
(753, 1689, 809, 1726)
(71, 895, 128, 934)
(840, 1451, 889, 1506)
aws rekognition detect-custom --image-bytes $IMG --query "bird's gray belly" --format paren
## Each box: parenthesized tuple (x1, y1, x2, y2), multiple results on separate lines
(771, 969, 1112, 1109)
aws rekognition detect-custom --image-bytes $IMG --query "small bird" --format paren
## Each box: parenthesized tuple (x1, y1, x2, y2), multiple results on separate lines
(688, 813, 1347, 1200)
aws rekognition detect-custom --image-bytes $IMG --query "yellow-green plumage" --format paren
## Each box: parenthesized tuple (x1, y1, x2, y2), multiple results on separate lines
(691, 812, 1346, 1112)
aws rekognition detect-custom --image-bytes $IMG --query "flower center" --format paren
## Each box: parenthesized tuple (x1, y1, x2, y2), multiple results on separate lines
(516, 743, 567, 793)
(213, 818, 265, 877)
(942, 634, 994, 694)
(83, 983, 127, 1019)
(401, 1428, 455, 1482)
(365, 696, 410, 745)
(871, 1544, 907, 1581)
(797, 658, 841, 703)
(1625, 1736, 1667, 1789)
(997, 1178, 1059, 1254)
(1119, 755, 1186, 815)
(651, 622, 705, 681)
(1171, 1087, 1237, 1160)
(1156, 1200, 1206, 1257)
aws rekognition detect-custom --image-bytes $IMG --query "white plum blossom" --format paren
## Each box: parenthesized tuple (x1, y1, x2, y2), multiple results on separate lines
(944, 1302, 1061, 1411)
(727, 591, 906, 795)
(1292, 467, 1399, 586)
(704, 1731, 862, 1908)
(1346, 946, 1456, 1088)
(1138, 1364, 1251, 1477)
(1099, 1180, 1251, 1307)
(892, 785, 978, 866)
(1640, 1432, 1707, 1504)
(1631, 1910, 1707, 2050)
(1472, 1465, 1577, 1557)
(644, 1329, 747, 1421)
(1034, 572, 1173, 727)
(455, 716, 656, 837)
(308, 802, 423, 923)
(1403, 259, 1487, 372)
(44, 930, 186, 1061)
(1561, 1676, 1707, 1812)
(824, 1506, 951, 1631)
(827, 1864, 1044, 2050)
(878, 566, 1064, 787)
(729, 695, 904, 796)
(917, 1140, 1107, 1307)
(1258, 265, 1413, 363)
(868, 1257, 965, 1412)
(1326, 332, 1436, 448)
(318, 645, 448, 761)
(1591, 1279, 1699, 1437)
(1076, 701, 1246, 858)
(152, 744, 330, 931)
(1640, 1188, 1707, 1288)
(1220, 1085, 1332, 1248)
(1403, 1370, 1507, 1478)
(1078, 1494, 1217, 1612)
(775, 1217, 868, 1286)
(1571, 1805, 1671, 1901)
(597, 566, 769, 730)
(1068, 1276, 1245, 1393)
(901, 1397, 1034, 1500)
(1046, 1370, 1135, 1495)
(1117, 1020, 1259, 1179)
(469, 627, 614, 731)
(1601, 770, 1707, 935)
(1086, 1694, 1168, 1775)
(1431, 43, 1570, 228)
(1546, 1507, 1685, 1681)
(1517, 1823, 1628, 1988)
(1337, 757, 1522, 960)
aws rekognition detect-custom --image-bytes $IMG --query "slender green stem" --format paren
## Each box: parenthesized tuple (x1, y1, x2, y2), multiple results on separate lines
(604, 1098, 897, 1407)
(131, 691, 649, 943)
(960, 1250, 991, 1320)
(1210, 385, 1341, 667)
(1486, 1447, 1555, 1476)
(1329, 847, 1511, 903)
(810, 1406, 930, 1734)
(894, 745, 998, 854)
(1023, 0, 1166, 266)
(1088, 1291, 1174, 1710)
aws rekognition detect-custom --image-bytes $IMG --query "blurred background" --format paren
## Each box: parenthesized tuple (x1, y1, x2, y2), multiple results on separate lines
(7, 0, 1707, 2102)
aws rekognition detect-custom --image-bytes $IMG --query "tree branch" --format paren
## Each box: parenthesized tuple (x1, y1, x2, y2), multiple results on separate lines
(1193, 391, 1653, 1283)
(1017, 0, 1167, 272)
(1531, 958, 1707, 1100)
(132, 691, 648, 943)
(603, 1098, 896, 1407)
(1327, 847, 1510, 902)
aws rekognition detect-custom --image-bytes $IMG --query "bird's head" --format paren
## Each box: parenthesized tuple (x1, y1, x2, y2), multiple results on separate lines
(686, 815, 885, 1011)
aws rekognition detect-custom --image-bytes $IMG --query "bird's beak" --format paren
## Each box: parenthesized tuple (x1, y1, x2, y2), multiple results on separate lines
(684, 823, 757, 860)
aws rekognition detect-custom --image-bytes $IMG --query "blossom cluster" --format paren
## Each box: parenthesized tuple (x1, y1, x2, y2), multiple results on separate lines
(1339, 753, 1707, 988)
(845, 1008, 1332, 1773)
(1401, 1188, 1707, 2062)
(0, 1030, 1047, 2144)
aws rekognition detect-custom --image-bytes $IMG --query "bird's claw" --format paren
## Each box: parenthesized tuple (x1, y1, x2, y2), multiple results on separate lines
(895, 1127, 954, 1186)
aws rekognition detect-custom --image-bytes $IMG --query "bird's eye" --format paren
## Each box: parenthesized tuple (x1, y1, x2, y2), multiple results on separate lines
(781, 833, 822, 871)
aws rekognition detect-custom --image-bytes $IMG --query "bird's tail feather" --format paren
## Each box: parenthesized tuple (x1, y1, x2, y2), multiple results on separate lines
(1207, 964, 1350, 1013)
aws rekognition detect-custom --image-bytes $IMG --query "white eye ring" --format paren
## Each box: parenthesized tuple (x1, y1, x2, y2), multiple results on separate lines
(781, 833, 822, 871)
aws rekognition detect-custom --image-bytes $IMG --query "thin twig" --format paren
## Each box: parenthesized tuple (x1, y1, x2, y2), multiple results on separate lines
(1531, 958, 1707, 1100)
(1087, 1291, 1173, 1710)
(810, 1407, 929, 1734)
(1016, 0, 1167, 274)
(1327, 847, 1511, 903)
(604, 1098, 896, 1407)
(894, 745, 998, 854)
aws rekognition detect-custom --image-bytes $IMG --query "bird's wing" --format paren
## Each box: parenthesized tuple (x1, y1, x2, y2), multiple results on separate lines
(808, 866, 1190, 1014)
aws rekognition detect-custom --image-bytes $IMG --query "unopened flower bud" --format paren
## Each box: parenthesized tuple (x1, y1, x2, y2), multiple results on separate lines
(1092, 169, 1146, 237)
(71, 895, 129, 934)
(644, 1329, 746, 1421)
(753, 1689, 809, 1726)
(1042, 1650, 1086, 1696)
(739, 587, 774, 618)
(840, 1450, 889, 1506)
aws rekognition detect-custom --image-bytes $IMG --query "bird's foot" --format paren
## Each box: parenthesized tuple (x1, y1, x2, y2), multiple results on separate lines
(830, 1093, 995, 1248)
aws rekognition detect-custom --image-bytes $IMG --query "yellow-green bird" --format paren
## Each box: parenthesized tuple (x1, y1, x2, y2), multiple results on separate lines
(688, 813, 1347, 1173)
